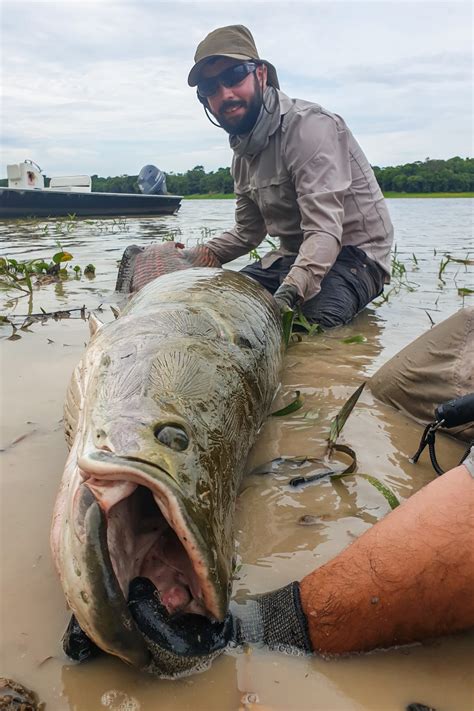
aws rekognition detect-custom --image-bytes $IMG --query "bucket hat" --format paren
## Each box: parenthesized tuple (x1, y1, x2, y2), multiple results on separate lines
(188, 25, 279, 89)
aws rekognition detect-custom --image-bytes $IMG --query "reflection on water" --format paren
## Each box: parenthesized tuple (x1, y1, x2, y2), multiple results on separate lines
(0, 199, 473, 710)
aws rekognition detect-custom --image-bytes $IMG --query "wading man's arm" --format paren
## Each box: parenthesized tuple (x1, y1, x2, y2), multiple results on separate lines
(299, 460, 474, 653)
(233, 458, 474, 653)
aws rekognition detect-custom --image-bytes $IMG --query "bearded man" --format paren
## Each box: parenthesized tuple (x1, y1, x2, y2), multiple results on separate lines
(187, 25, 394, 327)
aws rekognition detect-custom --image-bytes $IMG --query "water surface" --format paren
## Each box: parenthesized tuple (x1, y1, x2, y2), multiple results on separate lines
(0, 199, 473, 710)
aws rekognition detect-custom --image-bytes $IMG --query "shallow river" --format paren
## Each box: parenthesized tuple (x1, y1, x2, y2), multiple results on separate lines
(0, 199, 473, 710)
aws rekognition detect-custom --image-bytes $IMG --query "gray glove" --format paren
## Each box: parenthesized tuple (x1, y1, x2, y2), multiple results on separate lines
(232, 581, 312, 654)
(273, 283, 301, 312)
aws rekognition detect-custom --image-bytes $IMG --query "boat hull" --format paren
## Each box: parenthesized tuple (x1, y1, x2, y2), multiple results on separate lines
(0, 187, 182, 219)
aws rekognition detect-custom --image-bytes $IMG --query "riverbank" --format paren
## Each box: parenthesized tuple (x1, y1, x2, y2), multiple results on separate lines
(184, 192, 474, 200)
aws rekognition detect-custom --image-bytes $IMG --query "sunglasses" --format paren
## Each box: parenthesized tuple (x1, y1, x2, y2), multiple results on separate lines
(197, 62, 258, 98)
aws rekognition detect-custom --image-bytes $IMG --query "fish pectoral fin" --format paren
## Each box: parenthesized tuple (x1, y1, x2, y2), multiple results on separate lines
(89, 313, 104, 337)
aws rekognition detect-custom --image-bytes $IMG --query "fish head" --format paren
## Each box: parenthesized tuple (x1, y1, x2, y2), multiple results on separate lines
(53, 311, 251, 675)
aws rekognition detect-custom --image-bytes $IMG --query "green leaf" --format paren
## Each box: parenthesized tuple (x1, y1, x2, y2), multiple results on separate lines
(328, 382, 366, 449)
(271, 390, 304, 417)
(359, 474, 400, 509)
(341, 334, 367, 344)
(458, 287, 473, 296)
(52, 251, 73, 264)
(282, 308, 294, 348)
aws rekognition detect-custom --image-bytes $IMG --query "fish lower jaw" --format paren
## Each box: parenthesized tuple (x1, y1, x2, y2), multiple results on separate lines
(70, 456, 223, 622)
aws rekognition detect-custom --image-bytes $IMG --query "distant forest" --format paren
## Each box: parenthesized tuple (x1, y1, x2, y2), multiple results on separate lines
(93, 157, 474, 194)
(2, 157, 472, 194)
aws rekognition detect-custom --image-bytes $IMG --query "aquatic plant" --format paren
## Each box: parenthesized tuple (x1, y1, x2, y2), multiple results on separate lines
(0, 245, 95, 296)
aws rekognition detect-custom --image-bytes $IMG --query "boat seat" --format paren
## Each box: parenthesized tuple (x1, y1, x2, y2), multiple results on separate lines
(49, 175, 92, 193)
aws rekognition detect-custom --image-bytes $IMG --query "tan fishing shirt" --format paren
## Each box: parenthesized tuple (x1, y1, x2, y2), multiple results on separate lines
(207, 91, 394, 302)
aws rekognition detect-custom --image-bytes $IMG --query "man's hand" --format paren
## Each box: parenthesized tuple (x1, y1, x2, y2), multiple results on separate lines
(180, 244, 221, 268)
(129, 579, 311, 669)
(273, 283, 301, 313)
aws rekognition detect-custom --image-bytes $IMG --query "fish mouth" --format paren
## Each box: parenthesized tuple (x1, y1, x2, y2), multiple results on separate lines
(76, 450, 222, 625)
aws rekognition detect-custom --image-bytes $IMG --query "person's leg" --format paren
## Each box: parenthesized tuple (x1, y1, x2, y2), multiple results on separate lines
(303, 246, 385, 328)
(240, 256, 295, 294)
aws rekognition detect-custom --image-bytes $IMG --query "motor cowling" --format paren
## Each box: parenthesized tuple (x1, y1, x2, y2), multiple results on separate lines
(137, 165, 167, 195)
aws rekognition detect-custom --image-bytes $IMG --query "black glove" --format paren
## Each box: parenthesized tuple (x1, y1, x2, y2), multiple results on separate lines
(273, 283, 301, 313)
(128, 577, 232, 678)
(129, 579, 311, 674)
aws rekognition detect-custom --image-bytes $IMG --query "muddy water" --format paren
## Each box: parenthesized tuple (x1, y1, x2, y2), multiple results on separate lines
(1, 199, 473, 710)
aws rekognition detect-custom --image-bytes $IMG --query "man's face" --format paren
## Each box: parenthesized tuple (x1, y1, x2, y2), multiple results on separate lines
(200, 57, 268, 135)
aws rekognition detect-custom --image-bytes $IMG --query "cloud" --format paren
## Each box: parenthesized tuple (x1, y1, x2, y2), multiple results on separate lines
(1, 0, 472, 176)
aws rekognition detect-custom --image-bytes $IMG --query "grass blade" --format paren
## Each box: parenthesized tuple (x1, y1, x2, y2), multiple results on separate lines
(271, 391, 304, 417)
(328, 382, 366, 450)
(282, 309, 294, 348)
(359, 474, 400, 509)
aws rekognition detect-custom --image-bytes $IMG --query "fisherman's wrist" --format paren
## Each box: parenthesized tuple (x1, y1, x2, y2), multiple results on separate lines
(231, 581, 312, 654)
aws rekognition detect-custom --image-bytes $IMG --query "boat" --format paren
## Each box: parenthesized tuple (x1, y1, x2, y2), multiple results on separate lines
(0, 161, 182, 219)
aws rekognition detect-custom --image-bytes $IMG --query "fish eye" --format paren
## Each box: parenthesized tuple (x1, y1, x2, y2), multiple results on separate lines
(154, 424, 189, 451)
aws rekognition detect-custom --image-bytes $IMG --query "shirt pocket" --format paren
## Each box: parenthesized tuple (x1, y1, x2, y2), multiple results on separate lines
(250, 175, 297, 230)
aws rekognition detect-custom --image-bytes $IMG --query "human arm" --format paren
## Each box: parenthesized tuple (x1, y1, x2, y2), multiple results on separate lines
(299, 459, 474, 653)
(232, 459, 474, 654)
(281, 110, 352, 302)
(205, 191, 268, 264)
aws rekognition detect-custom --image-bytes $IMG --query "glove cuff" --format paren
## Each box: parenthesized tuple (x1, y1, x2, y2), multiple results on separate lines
(234, 581, 312, 654)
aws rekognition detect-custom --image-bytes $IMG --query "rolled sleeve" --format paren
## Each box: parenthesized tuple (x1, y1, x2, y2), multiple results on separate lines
(206, 192, 267, 265)
(283, 111, 352, 301)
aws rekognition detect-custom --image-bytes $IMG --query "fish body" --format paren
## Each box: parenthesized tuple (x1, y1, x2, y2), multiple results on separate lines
(50, 268, 282, 676)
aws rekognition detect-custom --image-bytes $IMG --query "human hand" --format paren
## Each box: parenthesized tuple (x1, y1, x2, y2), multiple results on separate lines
(128, 579, 311, 674)
(128, 577, 233, 677)
(180, 244, 222, 268)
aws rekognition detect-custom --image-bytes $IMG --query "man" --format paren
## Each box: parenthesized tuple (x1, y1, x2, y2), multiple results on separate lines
(186, 25, 394, 327)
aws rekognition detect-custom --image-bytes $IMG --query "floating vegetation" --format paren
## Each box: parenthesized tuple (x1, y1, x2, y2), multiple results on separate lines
(341, 334, 367, 344)
(358, 474, 399, 510)
(248, 248, 261, 260)
(327, 383, 365, 452)
(271, 390, 304, 416)
(292, 309, 323, 336)
(438, 253, 473, 285)
(0, 244, 95, 297)
(32, 213, 131, 238)
(272, 381, 400, 509)
(160, 227, 183, 242)
(281, 308, 294, 347)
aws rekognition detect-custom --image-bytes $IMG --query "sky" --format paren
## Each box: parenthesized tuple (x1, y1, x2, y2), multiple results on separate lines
(1, 0, 472, 178)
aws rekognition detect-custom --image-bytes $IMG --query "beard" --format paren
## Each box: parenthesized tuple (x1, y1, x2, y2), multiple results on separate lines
(214, 77, 263, 135)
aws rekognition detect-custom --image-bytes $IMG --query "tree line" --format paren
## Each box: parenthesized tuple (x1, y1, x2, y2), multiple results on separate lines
(2, 157, 472, 194)
(92, 157, 473, 195)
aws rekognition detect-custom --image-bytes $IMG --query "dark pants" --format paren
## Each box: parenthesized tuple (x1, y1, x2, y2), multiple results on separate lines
(241, 246, 385, 328)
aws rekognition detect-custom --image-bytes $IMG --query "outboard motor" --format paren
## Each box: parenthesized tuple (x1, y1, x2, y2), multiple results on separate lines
(137, 165, 167, 195)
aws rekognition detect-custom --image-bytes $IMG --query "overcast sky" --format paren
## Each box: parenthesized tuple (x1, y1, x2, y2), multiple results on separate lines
(1, 0, 472, 178)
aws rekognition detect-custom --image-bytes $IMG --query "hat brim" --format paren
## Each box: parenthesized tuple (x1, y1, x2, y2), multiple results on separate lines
(188, 54, 280, 90)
